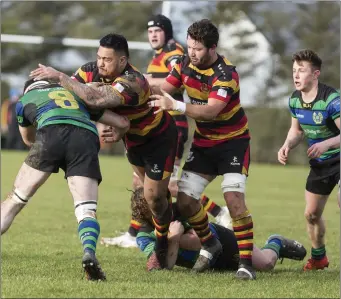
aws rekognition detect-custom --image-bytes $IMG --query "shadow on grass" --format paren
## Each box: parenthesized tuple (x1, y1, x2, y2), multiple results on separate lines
(170, 266, 340, 279)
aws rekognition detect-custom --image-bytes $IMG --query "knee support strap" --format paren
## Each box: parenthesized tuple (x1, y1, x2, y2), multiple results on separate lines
(74, 200, 97, 223)
(12, 188, 31, 204)
(178, 171, 209, 200)
(221, 173, 247, 193)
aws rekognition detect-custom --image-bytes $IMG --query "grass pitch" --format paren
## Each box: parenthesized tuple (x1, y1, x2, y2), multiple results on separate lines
(1, 150, 340, 298)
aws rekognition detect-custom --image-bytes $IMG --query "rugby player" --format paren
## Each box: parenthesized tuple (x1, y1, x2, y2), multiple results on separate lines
(278, 49, 340, 271)
(1, 79, 130, 281)
(30, 33, 179, 271)
(103, 15, 231, 248)
(148, 19, 255, 279)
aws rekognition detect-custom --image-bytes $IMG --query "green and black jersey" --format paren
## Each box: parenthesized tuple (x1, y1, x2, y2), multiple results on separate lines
(16, 85, 103, 135)
(289, 83, 340, 163)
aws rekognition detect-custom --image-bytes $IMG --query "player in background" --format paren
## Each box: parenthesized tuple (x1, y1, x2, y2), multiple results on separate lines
(278, 49, 340, 271)
(1, 78, 130, 281)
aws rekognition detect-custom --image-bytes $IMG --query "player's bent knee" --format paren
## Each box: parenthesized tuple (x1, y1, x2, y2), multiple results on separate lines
(221, 173, 246, 194)
(14, 163, 51, 196)
(74, 200, 97, 223)
(304, 211, 319, 224)
(178, 171, 209, 200)
(261, 258, 275, 271)
(11, 188, 31, 205)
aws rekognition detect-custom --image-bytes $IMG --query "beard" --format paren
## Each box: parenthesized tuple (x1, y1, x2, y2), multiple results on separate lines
(98, 64, 119, 80)
(191, 54, 210, 68)
(98, 68, 109, 77)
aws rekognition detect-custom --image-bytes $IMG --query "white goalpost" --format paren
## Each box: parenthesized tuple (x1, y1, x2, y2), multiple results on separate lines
(1, 1, 172, 51)
(1, 34, 151, 50)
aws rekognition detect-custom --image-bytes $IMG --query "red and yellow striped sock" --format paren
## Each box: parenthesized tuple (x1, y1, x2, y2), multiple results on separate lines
(152, 192, 173, 244)
(232, 209, 254, 266)
(128, 219, 142, 237)
(201, 195, 222, 217)
(188, 204, 213, 244)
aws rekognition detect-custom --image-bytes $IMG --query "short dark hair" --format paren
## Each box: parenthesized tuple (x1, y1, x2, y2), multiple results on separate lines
(292, 49, 322, 70)
(100, 33, 130, 58)
(187, 19, 219, 48)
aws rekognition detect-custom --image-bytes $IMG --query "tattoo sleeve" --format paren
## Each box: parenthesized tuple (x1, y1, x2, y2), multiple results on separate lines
(58, 73, 123, 109)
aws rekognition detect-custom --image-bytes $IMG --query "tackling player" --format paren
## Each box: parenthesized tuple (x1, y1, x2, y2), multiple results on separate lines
(1, 79, 130, 281)
(149, 19, 255, 279)
(30, 33, 179, 271)
(104, 15, 231, 248)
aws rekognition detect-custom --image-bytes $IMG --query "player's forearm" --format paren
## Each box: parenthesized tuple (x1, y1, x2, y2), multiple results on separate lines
(283, 128, 304, 149)
(58, 73, 95, 104)
(19, 126, 36, 147)
(164, 99, 218, 120)
(159, 81, 178, 96)
(22, 137, 35, 148)
(148, 77, 166, 89)
(167, 235, 181, 270)
(148, 78, 166, 95)
(59, 73, 118, 109)
(185, 104, 219, 121)
(99, 110, 130, 130)
(322, 135, 340, 150)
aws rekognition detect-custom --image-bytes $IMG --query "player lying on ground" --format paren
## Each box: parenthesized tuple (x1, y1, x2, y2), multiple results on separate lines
(1, 79, 129, 281)
(121, 187, 307, 272)
(101, 185, 232, 248)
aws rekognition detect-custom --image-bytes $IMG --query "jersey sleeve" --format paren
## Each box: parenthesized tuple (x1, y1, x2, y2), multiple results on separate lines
(164, 50, 183, 71)
(71, 62, 97, 83)
(136, 231, 156, 258)
(165, 61, 183, 88)
(209, 68, 239, 104)
(111, 73, 150, 106)
(326, 95, 340, 120)
(71, 67, 88, 83)
(15, 101, 32, 127)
